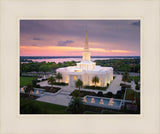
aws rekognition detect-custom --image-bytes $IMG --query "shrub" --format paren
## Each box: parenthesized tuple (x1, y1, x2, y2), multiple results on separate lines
(120, 83, 131, 89)
(67, 98, 85, 114)
(41, 79, 47, 81)
(36, 84, 41, 88)
(83, 85, 107, 90)
(53, 82, 68, 86)
(104, 92, 113, 98)
(97, 91, 104, 97)
(136, 84, 140, 90)
(114, 91, 123, 99)
(71, 90, 80, 98)
(70, 90, 96, 97)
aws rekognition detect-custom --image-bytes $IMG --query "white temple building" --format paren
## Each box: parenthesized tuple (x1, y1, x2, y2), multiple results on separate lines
(56, 30, 113, 87)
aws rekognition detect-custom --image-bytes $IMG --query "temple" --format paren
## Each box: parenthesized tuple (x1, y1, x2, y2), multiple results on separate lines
(56, 30, 113, 87)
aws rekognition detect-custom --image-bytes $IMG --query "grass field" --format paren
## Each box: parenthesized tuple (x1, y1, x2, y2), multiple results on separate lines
(20, 76, 34, 87)
(131, 76, 140, 82)
(125, 89, 140, 101)
(20, 98, 69, 114)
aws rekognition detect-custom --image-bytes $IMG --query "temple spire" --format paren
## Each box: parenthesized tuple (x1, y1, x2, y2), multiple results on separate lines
(84, 29, 88, 49)
(82, 29, 91, 61)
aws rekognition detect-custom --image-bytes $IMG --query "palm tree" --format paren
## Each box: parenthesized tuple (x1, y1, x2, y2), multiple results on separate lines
(122, 72, 130, 83)
(25, 84, 33, 96)
(67, 97, 85, 114)
(48, 76, 56, 89)
(92, 76, 99, 87)
(130, 90, 135, 104)
(56, 72, 62, 83)
(75, 79, 83, 92)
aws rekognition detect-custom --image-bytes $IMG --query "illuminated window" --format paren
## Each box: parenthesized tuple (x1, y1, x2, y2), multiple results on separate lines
(74, 70, 82, 72)
(73, 75, 77, 80)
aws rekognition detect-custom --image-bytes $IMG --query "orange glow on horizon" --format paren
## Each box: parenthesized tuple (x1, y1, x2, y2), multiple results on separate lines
(20, 46, 134, 56)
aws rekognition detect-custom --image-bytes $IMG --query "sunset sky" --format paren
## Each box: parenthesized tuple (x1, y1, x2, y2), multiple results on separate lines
(20, 20, 140, 56)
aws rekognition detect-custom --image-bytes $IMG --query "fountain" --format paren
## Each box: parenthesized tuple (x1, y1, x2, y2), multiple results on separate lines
(91, 97, 95, 103)
(99, 98, 104, 105)
(108, 98, 114, 106)
(83, 96, 87, 103)
(36, 90, 39, 94)
(21, 88, 24, 92)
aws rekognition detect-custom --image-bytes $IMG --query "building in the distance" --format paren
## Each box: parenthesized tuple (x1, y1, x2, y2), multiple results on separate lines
(56, 30, 113, 87)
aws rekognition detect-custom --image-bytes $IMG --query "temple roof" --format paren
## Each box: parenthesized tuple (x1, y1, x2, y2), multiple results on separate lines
(78, 60, 95, 64)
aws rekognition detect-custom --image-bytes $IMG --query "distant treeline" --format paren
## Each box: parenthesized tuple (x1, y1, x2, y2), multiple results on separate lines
(20, 56, 140, 62)
(20, 58, 140, 75)
(95, 59, 140, 73)
(20, 61, 77, 75)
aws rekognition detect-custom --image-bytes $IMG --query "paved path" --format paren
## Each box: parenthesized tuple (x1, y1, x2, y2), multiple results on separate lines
(105, 75, 122, 94)
(36, 89, 72, 106)
(124, 81, 140, 93)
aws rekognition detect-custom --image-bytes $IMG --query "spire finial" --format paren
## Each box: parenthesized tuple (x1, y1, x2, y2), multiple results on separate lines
(85, 29, 88, 49)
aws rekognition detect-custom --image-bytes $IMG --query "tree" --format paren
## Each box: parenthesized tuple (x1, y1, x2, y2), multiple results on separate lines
(25, 84, 33, 96)
(67, 97, 85, 114)
(92, 76, 99, 87)
(129, 90, 135, 104)
(97, 91, 103, 97)
(39, 64, 51, 75)
(48, 76, 56, 89)
(122, 72, 130, 83)
(23, 66, 29, 73)
(75, 79, 83, 92)
(32, 77, 38, 87)
(56, 72, 62, 83)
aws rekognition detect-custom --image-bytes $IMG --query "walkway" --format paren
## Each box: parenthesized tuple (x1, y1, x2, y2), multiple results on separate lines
(105, 75, 122, 94)
(36, 88, 73, 106)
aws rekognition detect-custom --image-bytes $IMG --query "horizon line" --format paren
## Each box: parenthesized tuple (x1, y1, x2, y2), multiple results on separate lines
(20, 55, 140, 57)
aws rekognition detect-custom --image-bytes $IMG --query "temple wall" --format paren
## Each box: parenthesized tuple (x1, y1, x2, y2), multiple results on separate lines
(56, 67, 113, 87)
(81, 73, 108, 87)
(77, 63, 96, 71)
(56, 70, 69, 83)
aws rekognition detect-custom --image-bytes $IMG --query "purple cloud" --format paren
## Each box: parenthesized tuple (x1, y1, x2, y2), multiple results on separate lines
(57, 40, 74, 46)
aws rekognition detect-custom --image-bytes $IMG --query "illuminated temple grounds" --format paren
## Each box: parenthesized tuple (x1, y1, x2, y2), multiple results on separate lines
(56, 30, 113, 87)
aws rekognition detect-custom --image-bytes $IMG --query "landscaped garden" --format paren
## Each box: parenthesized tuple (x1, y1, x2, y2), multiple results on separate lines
(83, 84, 109, 90)
(42, 86, 61, 93)
(70, 90, 97, 97)
(70, 88, 126, 100)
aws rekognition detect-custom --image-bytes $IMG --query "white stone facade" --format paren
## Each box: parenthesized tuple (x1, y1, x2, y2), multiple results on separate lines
(56, 30, 113, 87)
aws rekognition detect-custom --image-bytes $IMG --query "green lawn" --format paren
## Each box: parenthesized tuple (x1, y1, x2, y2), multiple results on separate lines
(131, 76, 140, 82)
(20, 98, 69, 114)
(20, 76, 34, 87)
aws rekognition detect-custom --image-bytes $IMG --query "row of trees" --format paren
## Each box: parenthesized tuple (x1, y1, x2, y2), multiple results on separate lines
(95, 59, 140, 73)
(20, 61, 77, 75)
